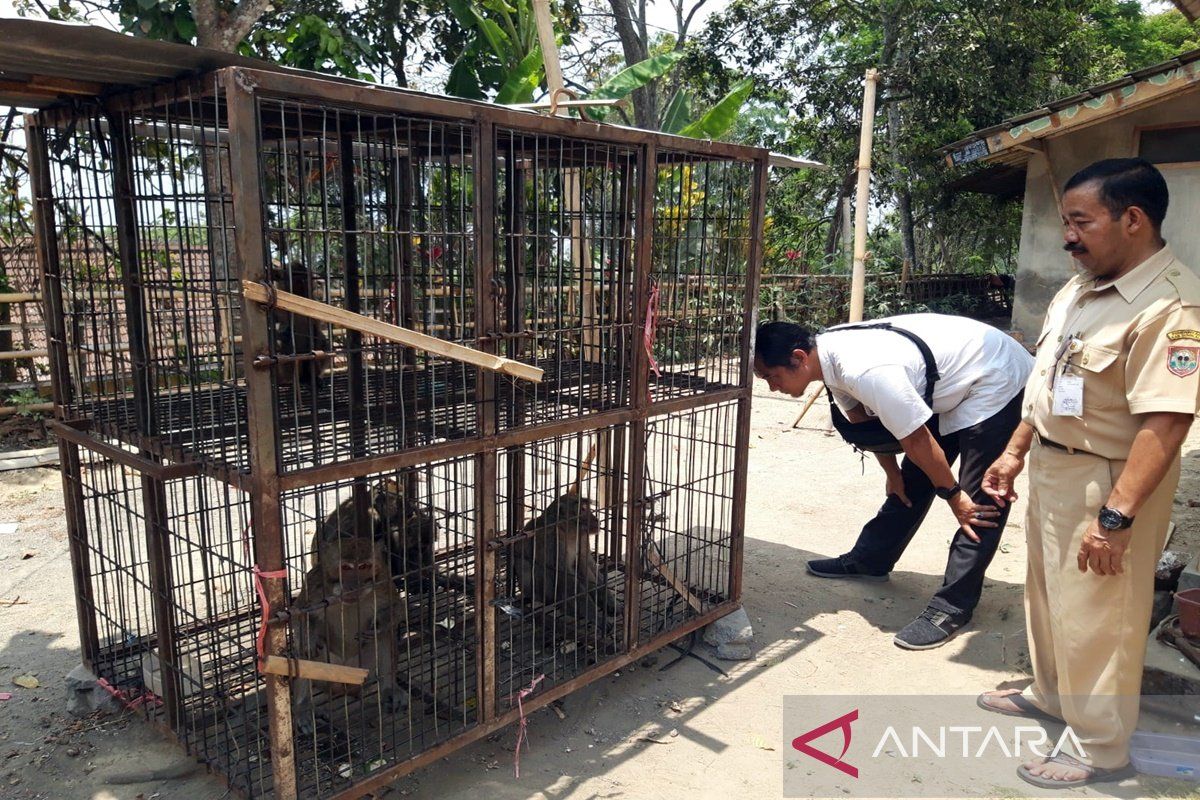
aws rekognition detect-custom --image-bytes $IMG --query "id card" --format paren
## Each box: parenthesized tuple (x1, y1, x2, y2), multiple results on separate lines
(1052, 373, 1084, 416)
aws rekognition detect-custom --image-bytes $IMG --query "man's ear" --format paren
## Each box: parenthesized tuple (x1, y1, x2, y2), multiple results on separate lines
(790, 348, 809, 369)
(1124, 205, 1149, 236)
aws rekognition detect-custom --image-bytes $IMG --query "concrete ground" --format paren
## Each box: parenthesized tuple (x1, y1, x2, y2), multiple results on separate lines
(1, 380, 1199, 799)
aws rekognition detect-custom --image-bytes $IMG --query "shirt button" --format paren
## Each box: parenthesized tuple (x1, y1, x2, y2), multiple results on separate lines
(1082, 356, 1090, 365)
(1040, 369, 1046, 375)
(1057, 335, 1063, 342)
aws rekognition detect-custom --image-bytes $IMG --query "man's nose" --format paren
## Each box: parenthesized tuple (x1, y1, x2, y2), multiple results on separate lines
(1064, 226, 1080, 243)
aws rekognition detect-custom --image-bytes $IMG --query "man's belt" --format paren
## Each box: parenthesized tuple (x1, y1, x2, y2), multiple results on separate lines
(1034, 430, 1092, 456)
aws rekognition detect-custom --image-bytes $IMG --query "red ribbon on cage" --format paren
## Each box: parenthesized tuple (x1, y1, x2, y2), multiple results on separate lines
(643, 280, 662, 401)
(96, 676, 163, 711)
(507, 673, 545, 779)
(242, 522, 289, 671)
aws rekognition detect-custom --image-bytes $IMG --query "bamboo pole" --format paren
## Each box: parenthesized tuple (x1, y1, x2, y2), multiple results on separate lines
(242, 281, 543, 383)
(848, 69, 880, 323)
(532, 0, 565, 100)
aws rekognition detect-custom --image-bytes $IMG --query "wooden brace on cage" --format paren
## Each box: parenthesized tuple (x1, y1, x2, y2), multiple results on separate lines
(260, 655, 368, 686)
(645, 541, 704, 614)
(242, 281, 544, 383)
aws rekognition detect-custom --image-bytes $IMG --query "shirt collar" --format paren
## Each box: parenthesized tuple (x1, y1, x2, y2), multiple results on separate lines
(1086, 245, 1175, 303)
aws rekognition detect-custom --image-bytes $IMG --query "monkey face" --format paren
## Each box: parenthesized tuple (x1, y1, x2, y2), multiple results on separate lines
(323, 536, 386, 590)
(372, 478, 405, 522)
(551, 494, 600, 537)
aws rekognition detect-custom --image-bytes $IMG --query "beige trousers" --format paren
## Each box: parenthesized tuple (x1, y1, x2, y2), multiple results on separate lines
(1021, 441, 1178, 768)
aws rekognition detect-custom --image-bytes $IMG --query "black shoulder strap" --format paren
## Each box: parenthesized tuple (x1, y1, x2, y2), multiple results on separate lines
(823, 322, 940, 405)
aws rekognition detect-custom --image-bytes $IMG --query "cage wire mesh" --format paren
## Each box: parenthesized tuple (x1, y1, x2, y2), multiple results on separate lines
(29, 68, 763, 799)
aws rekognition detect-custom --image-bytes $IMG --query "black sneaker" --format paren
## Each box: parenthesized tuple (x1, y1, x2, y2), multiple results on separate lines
(806, 555, 889, 583)
(894, 607, 972, 650)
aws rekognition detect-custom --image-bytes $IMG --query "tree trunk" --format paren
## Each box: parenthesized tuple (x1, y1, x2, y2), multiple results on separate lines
(887, 102, 918, 272)
(606, 0, 657, 129)
(823, 168, 856, 267)
(193, 0, 274, 53)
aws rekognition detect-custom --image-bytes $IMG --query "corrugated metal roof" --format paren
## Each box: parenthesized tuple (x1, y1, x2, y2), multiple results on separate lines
(0, 18, 312, 108)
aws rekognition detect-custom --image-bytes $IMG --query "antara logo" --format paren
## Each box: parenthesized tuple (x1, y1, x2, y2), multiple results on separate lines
(791, 709, 859, 778)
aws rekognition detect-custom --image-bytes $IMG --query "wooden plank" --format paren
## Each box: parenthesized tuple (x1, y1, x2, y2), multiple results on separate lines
(644, 541, 704, 614)
(0, 447, 59, 472)
(0, 75, 105, 97)
(242, 281, 543, 383)
(260, 656, 368, 685)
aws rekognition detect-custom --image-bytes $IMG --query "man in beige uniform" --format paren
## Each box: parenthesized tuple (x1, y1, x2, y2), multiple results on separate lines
(978, 158, 1200, 788)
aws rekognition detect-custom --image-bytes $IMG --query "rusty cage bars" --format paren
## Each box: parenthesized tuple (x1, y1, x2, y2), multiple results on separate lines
(27, 67, 767, 799)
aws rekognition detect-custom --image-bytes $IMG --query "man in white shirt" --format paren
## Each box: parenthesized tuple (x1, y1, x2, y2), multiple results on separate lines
(754, 314, 1034, 649)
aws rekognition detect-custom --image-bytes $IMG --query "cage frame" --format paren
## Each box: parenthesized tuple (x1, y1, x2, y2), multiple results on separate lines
(27, 66, 768, 800)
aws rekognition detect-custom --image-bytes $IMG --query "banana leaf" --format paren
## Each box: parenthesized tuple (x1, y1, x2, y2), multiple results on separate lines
(679, 79, 753, 140)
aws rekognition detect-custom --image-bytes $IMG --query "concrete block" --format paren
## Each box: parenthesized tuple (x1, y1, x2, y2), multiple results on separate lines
(704, 605, 753, 648)
(715, 642, 753, 661)
(65, 663, 121, 717)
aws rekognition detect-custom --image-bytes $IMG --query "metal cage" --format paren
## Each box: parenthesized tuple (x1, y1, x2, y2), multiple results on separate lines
(27, 67, 766, 799)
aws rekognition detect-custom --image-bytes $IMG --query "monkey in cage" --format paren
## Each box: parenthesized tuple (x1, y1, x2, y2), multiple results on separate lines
(291, 531, 404, 732)
(309, 476, 439, 595)
(512, 492, 619, 652)
(271, 262, 330, 389)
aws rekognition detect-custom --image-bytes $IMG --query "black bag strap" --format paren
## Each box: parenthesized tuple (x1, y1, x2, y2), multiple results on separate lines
(824, 322, 940, 405)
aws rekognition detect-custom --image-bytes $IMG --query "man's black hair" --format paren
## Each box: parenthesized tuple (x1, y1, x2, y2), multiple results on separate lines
(755, 321, 816, 367)
(1063, 158, 1169, 230)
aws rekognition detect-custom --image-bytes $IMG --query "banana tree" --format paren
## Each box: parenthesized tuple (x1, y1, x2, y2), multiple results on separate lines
(445, 0, 558, 103)
(586, 54, 755, 142)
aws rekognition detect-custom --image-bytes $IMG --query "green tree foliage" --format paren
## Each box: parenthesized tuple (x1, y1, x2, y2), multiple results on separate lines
(694, 0, 1200, 277)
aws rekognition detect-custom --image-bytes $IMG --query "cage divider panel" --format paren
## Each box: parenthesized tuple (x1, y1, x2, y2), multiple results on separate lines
(26, 116, 104, 668)
(110, 106, 186, 729)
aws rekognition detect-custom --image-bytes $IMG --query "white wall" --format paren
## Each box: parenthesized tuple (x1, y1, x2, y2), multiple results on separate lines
(1011, 89, 1200, 341)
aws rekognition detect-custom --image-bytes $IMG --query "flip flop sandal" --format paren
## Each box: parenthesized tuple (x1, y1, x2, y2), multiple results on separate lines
(976, 690, 1061, 724)
(1017, 752, 1136, 789)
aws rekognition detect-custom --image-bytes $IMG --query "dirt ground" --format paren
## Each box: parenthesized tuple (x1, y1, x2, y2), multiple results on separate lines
(2, 381, 1199, 800)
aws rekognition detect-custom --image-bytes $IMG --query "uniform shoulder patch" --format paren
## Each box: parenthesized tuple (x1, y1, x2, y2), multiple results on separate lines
(1168, 345, 1200, 377)
(1167, 329, 1200, 342)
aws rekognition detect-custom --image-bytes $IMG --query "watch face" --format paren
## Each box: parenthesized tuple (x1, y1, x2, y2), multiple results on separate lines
(1099, 508, 1124, 530)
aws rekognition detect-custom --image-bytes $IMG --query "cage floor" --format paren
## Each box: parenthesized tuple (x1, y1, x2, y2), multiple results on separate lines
(88, 566, 728, 799)
(69, 360, 735, 479)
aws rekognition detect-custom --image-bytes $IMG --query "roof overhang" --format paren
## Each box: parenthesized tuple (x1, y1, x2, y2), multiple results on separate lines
(0, 17, 314, 108)
(1171, 0, 1199, 22)
(943, 162, 1027, 201)
(941, 49, 1200, 169)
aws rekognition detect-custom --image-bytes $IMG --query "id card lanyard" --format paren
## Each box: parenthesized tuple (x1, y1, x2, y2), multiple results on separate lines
(1051, 334, 1084, 416)
(1049, 284, 1098, 417)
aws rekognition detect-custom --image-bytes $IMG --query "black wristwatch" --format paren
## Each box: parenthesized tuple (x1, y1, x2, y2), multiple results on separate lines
(935, 483, 962, 501)
(1098, 505, 1134, 531)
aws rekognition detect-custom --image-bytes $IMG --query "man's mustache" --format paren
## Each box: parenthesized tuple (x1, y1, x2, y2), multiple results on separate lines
(1063, 242, 1087, 254)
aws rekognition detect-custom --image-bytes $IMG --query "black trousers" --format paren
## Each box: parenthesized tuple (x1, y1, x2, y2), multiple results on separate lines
(846, 392, 1024, 617)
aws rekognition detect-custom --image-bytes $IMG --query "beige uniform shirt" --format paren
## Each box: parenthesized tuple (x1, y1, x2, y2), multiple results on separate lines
(1024, 246, 1200, 460)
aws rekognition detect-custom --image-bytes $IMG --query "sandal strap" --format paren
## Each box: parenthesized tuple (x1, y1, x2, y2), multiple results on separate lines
(1046, 752, 1091, 773)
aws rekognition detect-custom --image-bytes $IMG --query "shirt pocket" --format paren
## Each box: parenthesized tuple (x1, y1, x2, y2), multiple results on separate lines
(1073, 342, 1122, 409)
